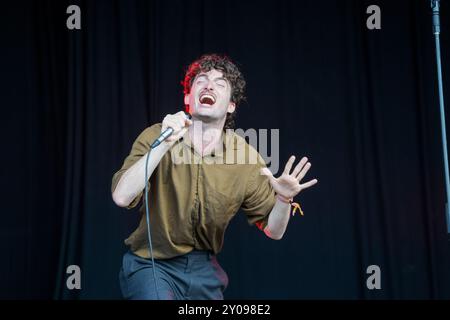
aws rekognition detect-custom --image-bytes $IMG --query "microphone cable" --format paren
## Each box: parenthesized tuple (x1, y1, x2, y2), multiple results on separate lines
(144, 146, 160, 300)
(143, 111, 191, 300)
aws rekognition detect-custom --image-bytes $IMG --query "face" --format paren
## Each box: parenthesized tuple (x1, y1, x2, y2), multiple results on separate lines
(184, 69, 236, 124)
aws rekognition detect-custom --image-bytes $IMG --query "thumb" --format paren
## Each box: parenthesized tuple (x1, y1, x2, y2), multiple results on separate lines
(166, 127, 188, 142)
(185, 118, 193, 126)
(260, 167, 276, 183)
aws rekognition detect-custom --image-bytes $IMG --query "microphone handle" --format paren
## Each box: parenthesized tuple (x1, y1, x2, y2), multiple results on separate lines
(150, 112, 191, 148)
(150, 127, 174, 148)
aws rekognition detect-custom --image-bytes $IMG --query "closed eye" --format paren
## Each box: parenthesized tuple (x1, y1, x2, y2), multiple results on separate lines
(196, 75, 207, 84)
(216, 80, 227, 88)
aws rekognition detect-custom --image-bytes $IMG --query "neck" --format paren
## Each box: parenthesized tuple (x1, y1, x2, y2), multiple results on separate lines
(188, 117, 225, 156)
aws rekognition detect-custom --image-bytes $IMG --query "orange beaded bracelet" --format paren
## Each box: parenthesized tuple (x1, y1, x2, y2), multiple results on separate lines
(276, 195, 304, 216)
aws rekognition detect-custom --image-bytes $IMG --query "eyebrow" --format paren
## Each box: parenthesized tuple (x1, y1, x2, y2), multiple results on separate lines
(214, 77, 227, 82)
(196, 74, 228, 82)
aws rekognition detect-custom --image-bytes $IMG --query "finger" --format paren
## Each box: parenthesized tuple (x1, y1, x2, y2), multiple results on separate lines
(177, 111, 190, 121)
(175, 113, 191, 128)
(166, 117, 181, 128)
(175, 116, 186, 129)
(163, 116, 176, 127)
(165, 120, 182, 132)
(283, 156, 296, 175)
(168, 127, 188, 142)
(299, 179, 318, 190)
(296, 162, 312, 181)
(291, 157, 308, 177)
(162, 116, 171, 131)
(260, 167, 276, 183)
(166, 114, 183, 125)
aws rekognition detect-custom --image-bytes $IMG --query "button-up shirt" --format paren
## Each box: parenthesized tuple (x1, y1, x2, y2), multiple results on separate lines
(112, 123, 276, 259)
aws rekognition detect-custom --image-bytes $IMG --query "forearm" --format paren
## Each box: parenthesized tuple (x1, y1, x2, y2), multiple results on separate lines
(264, 197, 291, 240)
(112, 141, 172, 207)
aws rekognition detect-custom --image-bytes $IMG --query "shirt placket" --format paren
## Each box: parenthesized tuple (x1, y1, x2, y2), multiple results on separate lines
(191, 151, 202, 248)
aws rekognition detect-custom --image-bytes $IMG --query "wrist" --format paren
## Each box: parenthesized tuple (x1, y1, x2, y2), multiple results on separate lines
(161, 139, 176, 149)
(276, 194, 293, 204)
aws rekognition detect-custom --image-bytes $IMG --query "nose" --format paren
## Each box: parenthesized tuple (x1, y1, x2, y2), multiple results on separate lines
(206, 80, 215, 91)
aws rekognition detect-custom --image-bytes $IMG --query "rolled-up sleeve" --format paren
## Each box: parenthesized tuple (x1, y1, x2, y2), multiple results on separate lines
(111, 123, 162, 209)
(241, 161, 276, 231)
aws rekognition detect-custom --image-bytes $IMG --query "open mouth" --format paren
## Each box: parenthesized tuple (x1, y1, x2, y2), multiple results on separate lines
(199, 92, 216, 106)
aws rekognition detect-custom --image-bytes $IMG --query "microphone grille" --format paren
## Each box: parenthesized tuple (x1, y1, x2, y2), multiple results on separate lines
(183, 111, 192, 119)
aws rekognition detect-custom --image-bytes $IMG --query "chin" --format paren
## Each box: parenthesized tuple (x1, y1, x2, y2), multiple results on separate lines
(193, 113, 214, 121)
(194, 106, 214, 116)
(193, 111, 221, 122)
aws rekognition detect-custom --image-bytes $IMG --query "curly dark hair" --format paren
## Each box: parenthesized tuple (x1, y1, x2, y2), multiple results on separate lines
(182, 54, 246, 130)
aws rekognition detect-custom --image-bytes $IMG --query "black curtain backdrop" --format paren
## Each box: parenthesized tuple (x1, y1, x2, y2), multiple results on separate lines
(1, 0, 450, 299)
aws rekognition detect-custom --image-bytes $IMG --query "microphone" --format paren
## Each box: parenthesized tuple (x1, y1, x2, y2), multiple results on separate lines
(431, 0, 440, 35)
(150, 111, 192, 148)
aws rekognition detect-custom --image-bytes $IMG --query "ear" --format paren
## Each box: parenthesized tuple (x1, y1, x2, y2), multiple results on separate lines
(184, 94, 192, 114)
(227, 102, 236, 114)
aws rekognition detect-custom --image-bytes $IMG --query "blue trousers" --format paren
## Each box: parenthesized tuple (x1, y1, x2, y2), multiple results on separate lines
(119, 250, 229, 300)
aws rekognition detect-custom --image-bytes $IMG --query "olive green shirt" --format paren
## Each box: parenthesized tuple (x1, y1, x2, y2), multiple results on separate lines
(112, 123, 276, 259)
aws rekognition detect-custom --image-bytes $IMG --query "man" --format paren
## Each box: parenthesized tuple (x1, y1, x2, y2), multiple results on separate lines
(111, 54, 318, 300)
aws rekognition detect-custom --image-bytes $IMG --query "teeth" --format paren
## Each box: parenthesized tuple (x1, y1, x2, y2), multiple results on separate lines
(200, 94, 216, 105)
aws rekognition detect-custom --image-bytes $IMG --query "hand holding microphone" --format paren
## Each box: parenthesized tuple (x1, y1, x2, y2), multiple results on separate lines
(151, 111, 193, 148)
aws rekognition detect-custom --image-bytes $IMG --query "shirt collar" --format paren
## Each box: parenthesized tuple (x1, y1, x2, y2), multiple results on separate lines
(180, 129, 238, 158)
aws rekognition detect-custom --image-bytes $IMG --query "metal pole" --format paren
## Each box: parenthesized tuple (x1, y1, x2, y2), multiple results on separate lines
(430, 0, 450, 232)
